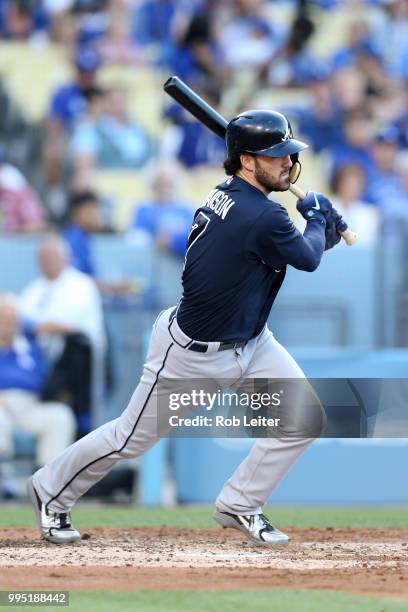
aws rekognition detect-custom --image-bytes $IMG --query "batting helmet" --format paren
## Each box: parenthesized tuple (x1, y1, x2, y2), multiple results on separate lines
(226, 110, 308, 182)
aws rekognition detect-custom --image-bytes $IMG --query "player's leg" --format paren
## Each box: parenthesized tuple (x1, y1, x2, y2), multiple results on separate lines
(28, 309, 178, 542)
(215, 326, 324, 544)
(31, 309, 177, 515)
(29, 307, 243, 542)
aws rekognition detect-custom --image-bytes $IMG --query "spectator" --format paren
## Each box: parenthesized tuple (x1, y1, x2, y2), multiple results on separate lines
(98, 0, 145, 65)
(331, 19, 378, 71)
(63, 189, 101, 277)
(71, 0, 109, 49)
(0, 293, 76, 470)
(0, 147, 47, 233)
(162, 81, 226, 168)
(20, 236, 105, 354)
(70, 84, 152, 175)
(48, 46, 102, 134)
(374, 0, 408, 80)
(19, 236, 106, 433)
(330, 66, 367, 114)
(0, 0, 49, 40)
(68, 85, 106, 190)
(393, 110, 408, 148)
(131, 0, 177, 60)
(43, 46, 102, 216)
(218, 0, 283, 72)
(366, 126, 408, 218)
(395, 152, 408, 213)
(63, 189, 136, 293)
(41, 0, 76, 46)
(265, 13, 318, 87)
(328, 107, 375, 195)
(357, 43, 390, 101)
(128, 161, 193, 257)
(171, 13, 226, 85)
(330, 19, 391, 105)
(285, 66, 342, 153)
(330, 164, 379, 247)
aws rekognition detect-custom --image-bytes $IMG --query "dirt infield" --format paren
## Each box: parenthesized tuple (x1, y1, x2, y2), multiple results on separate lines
(1, 527, 408, 598)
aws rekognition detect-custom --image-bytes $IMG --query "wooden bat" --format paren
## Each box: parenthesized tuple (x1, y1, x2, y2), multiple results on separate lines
(163, 76, 358, 246)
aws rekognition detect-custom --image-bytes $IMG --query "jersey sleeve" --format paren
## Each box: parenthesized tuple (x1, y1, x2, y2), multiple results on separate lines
(246, 206, 326, 272)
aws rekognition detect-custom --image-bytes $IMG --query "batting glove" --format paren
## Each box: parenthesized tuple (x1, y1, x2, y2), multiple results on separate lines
(296, 191, 333, 224)
(324, 208, 343, 250)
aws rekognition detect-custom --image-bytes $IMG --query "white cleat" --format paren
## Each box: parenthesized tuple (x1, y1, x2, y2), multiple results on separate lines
(27, 476, 81, 544)
(213, 510, 289, 546)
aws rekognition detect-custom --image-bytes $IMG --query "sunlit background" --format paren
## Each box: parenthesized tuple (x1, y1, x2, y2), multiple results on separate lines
(0, 0, 407, 506)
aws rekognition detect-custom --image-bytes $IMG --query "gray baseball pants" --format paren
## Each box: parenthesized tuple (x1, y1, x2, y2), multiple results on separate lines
(33, 307, 315, 514)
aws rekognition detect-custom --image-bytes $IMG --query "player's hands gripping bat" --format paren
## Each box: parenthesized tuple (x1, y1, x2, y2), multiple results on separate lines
(296, 191, 344, 250)
(289, 183, 356, 245)
(324, 209, 343, 251)
(163, 76, 358, 246)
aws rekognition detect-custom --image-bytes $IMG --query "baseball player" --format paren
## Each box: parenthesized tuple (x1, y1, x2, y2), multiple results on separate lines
(28, 110, 342, 546)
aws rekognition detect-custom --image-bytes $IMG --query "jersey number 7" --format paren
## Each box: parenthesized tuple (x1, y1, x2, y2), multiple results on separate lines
(183, 211, 210, 271)
(186, 211, 210, 252)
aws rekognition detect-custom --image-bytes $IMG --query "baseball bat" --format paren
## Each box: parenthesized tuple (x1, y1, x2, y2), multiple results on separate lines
(163, 76, 357, 246)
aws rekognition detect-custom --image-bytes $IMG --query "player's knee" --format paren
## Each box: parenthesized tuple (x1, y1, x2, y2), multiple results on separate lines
(276, 389, 326, 439)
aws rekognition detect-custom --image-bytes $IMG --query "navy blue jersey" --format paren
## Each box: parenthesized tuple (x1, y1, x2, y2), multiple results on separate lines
(177, 175, 326, 342)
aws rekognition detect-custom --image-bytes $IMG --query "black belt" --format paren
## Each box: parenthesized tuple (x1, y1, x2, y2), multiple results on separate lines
(169, 308, 247, 353)
(189, 340, 247, 353)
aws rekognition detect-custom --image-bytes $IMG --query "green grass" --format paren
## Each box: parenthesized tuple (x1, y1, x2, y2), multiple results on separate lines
(10, 590, 408, 612)
(2, 509, 407, 610)
(1, 504, 408, 529)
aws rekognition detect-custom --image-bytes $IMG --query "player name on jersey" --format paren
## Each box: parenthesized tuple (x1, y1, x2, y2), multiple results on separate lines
(203, 189, 235, 220)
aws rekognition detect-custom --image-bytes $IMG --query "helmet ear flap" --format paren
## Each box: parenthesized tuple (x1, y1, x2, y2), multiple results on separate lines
(289, 153, 301, 183)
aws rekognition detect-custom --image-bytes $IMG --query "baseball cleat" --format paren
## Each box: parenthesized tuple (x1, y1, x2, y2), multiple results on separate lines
(213, 510, 289, 546)
(27, 476, 81, 544)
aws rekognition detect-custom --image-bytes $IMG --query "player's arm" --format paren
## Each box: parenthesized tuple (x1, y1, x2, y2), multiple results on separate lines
(297, 191, 342, 253)
(248, 193, 336, 272)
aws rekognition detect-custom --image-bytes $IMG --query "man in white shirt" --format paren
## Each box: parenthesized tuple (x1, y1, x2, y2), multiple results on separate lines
(20, 236, 106, 433)
(20, 236, 105, 352)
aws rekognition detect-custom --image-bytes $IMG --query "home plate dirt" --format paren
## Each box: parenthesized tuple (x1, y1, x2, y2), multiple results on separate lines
(1, 527, 408, 598)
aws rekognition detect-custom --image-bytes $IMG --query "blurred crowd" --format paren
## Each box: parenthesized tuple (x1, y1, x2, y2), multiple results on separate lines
(0, 0, 408, 489)
(0, 0, 406, 236)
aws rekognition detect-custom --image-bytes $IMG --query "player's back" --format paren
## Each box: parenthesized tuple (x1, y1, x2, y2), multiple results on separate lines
(177, 175, 288, 343)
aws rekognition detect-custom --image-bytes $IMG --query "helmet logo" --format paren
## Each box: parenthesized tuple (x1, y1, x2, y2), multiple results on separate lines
(281, 124, 291, 142)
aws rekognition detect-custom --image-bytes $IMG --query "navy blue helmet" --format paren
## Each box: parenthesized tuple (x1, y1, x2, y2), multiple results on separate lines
(226, 109, 308, 182)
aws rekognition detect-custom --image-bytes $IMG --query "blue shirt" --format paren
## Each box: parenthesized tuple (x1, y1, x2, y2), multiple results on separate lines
(164, 103, 226, 168)
(286, 106, 342, 153)
(63, 223, 95, 277)
(177, 176, 326, 342)
(177, 122, 227, 168)
(365, 169, 408, 216)
(50, 84, 88, 131)
(0, 336, 45, 394)
(131, 200, 193, 256)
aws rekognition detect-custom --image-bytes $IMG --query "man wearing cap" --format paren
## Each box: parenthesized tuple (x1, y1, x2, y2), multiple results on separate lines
(43, 46, 102, 218)
(366, 126, 406, 217)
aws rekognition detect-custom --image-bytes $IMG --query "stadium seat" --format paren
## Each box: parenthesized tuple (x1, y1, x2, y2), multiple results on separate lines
(0, 42, 70, 121)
